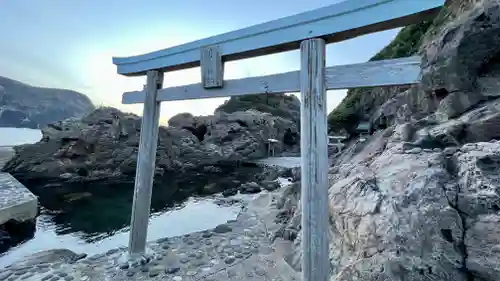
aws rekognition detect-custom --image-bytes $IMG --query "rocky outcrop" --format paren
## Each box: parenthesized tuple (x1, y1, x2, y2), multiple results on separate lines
(257, 1, 500, 280)
(266, 120, 500, 280)
(328, 0, 500, 134)
(0, 76, 94, 129)
(2, 107, 298, 186)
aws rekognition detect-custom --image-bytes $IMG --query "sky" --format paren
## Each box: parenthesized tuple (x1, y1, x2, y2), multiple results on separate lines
(0, 0, 400, 124)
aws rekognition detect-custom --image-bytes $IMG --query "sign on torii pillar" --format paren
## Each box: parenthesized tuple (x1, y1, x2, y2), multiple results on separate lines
(112, 1, 445, 280)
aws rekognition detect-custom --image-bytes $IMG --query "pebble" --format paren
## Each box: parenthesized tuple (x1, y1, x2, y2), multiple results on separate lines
(204, 240, 212, 245)
(106, 249, 119, 256)
(0, 272, 12, 280)
(140, 266, 149, 273)
(255, 267, 267, 276)
(180, 258, 189, 264)
(14, 269, 28, 276)
(50, 277, 60, 281)
(22, 273, 35, 279)
(58, 272, 68, 277)
(149, 266, 164, 277)
(41, 275, 53, 281)
(161, 244, 170, 250)
(74, 253, 87, 261)
(227, 269, 237, 278)
(119, 263, 129, 270)
(230, 239, 242, 246)
(64, 276, 74, 281)
(165, 267, 180, 274)
(126, 271, 135, 277)
(213, 224, 232, 233)
(172, 276, 182, 281)
(186, 271, 197, 276)
(407, 147, 422, 154)
(186, 240, 194, 245)
(192, 259, 206, 267)
(202, 232, 213, 238)
(225, 256, 236, 264)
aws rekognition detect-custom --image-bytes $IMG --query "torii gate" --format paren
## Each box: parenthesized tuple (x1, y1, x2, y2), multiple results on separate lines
(112, 0, 444, 280)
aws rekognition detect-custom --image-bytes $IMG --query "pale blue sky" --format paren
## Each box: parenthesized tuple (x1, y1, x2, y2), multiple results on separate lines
(0, 0, 400, 122)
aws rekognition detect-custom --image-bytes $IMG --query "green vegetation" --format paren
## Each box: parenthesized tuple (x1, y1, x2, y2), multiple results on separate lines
(327, 16, 441, 134)
(215, 93, 300, 123)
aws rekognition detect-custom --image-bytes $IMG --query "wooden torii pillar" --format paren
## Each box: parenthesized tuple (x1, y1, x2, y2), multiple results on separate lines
(112, 0, 445, 280)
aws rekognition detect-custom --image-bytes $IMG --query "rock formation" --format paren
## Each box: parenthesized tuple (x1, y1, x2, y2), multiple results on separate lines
(261, 0, 500, 280)
(0, 76, 94, 129)
(2, 107, 298, 188)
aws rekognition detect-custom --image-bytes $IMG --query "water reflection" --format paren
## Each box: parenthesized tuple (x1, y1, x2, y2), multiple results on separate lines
(0, 166, 263, 267)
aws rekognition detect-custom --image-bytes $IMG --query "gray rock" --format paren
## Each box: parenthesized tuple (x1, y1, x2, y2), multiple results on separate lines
(0, 272, 12, 281)
(4, 108, 297, 189)
(213, 224, 232, 233)
(119, 262, 129, 270)
(165, 267, 180, 274)
(149, 266, 164, 277)
(239, 182, 262, 194)
(224, 256, 236, 264)
(261, 180, 281, 191)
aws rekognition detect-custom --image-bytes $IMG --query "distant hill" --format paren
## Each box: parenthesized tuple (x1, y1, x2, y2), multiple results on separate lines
(0, 76, 95, 129)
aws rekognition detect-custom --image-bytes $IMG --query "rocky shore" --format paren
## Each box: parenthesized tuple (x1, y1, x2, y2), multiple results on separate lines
(4, 0, 500, 280)
(0, 181, 301, 281)
(2, 107, 299, 188)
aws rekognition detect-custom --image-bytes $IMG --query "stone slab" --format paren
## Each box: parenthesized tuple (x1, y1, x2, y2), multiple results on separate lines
(0, 172, 38, 225)
(249, 157, 301, 168)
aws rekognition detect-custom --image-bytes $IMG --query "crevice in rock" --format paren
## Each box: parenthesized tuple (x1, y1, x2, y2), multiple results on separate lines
(435, 88, 450, 101)
(182, 124, 207, 142)
(441, 154, 475, 281)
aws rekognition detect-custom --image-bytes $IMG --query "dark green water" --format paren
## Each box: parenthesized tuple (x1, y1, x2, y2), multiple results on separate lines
(0, 166, 264, 267)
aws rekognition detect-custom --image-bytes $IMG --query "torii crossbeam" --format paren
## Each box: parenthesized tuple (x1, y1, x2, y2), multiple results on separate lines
(112, 1, 445, 280)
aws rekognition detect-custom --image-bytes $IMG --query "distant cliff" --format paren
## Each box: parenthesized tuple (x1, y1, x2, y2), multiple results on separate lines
(0, 76, 95, 129)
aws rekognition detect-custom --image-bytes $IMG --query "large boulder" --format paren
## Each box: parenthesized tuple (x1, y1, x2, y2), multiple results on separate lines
(269, 126, 500, 280)
(263, 1, 500, 279)
(0, 76, 94, 128)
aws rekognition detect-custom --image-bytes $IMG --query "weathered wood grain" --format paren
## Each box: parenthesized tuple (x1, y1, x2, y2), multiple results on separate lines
(300, 38, 329, 281)
(128, 70, 164, 257)
(112, 0, 444, 76)
(201, 45, 224, 88)
(122, 56, 422, 104)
